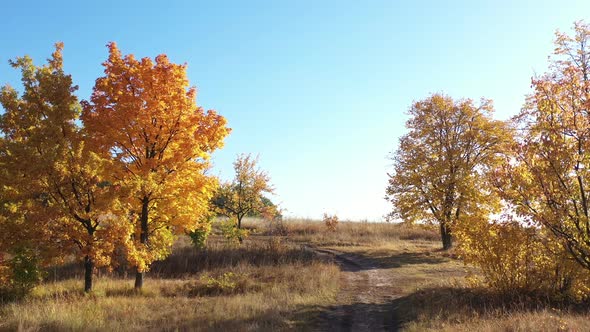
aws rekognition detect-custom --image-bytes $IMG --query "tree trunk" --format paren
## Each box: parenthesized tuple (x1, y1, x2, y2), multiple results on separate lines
(135, 271, 143, 289)
(440, 222, 453, 250)
(84, 255, 94, 293)
(135, 196, 150, 289)
(237, 216, 243, 243)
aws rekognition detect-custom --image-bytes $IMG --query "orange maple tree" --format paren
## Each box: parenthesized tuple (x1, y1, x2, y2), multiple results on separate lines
(82, 43, 230, 289)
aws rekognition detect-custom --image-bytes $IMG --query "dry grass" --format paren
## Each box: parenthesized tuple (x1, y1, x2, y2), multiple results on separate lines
(334, 240, 469, 293)
(397, 286, 590, 331)
(0, 236, 339, 331)
(254, 218, 465, 293)
(252, 218, 590, 331)
(428, 310, 590, 332)
(4, 218, 590, 331)
(247, 218, 439, 246)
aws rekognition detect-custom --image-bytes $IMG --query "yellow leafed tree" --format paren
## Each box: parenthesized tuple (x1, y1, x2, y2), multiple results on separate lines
(386, 94, 510, 250)
(211, 154, 275, 243)
(82, 42, 230, 289)
(0, 43, 132, 292)
(494, 22, 590, 271)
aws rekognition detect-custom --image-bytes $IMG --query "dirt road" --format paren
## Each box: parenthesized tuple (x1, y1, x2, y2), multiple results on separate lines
(308, 247, 401, 331)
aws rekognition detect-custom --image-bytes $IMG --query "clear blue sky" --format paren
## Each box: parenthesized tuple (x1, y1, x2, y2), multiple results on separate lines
(1, 1, 589, 220)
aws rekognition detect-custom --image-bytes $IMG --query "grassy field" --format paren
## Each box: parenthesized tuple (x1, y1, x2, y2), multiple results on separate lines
(262, 217, 440, 246)
(0, 235, 338, 331)
(256, 218, 590, 331)
(2, 218, 590, 331)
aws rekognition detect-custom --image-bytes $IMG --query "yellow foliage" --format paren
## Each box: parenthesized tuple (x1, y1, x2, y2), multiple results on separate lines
(212, 154, 275, 230)
(387, 93, 510, 249)
(0, 43, 133, 292)
(81, 42, 230, 278)
(219, 218, 249, 245)
(456, 217, 590, 299)
(491, 22, 590, 273)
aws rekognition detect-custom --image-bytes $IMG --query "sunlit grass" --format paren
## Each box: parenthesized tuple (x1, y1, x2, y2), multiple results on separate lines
(246, 217, 440, 246)
(3, 219, 590, 331)
(250, 218, 590, 331)
(0, 236, 339, 331)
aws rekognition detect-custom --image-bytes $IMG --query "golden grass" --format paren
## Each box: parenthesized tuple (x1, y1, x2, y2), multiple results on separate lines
(247, 218, 440, 246)
(428, 310, 590, 332)
(333, 241, 468, 293)
(398, 285, 590, 331)
(3, 218, 590, 331)
(0, 236, 339, 331)
(253, 218, 590, 331)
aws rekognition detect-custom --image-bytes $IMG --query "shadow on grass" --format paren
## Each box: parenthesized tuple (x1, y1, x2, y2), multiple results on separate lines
(150, 241, 318, 278)
(45, 261, 85, 282)
(315, 301, 401, 331)
(326, 249, 449, 273)
(45, 246, 132, 282)
(311, 287, 590, 331)
(167, 306, 326, 332)
(25, 286, 587, 332)
(392, 286, 590, 329)
(366, 251, 448, 269)
(142, 302, 397, 332)
(188, 302, 401, 332)
(45, 249, 444, 282)
(45, 261, 135, 283)
(44, 237, 322, 282)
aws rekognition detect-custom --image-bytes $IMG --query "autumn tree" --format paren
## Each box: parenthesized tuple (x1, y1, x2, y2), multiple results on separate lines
(386, 94, 509, 250)
(247, 196, 281, 218)
(0, 43, 132, 292)
(495, 22, 590, 270)
(212, 154, 275, 242)
(82, 43, 229, 289)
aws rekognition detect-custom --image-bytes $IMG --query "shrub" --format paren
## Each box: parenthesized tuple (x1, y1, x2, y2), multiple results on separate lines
(0, 247, 44, 300)
(323, 213, 339, 231)
(456, 217, 590, 300)
(189, 226, 211, 249)
(220, 218, 249, 244)
(204, 272, 237, 294)
(188, 215, 214, 249)
(266, 217, 289, 236)
(183, 272, 253, 297)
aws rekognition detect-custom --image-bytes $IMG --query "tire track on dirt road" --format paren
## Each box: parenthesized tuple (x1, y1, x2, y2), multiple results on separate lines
(304, 246, 401, 331)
